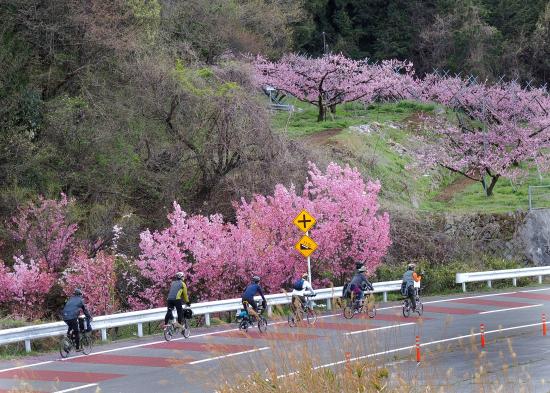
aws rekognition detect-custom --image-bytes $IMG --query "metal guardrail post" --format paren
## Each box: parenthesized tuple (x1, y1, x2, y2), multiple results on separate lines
(205, 313, 211, 326)
(325, 299, 332, 310)
(487, 280, 492, 289)
(513, 278, 517, 286)
(539, 276, 543, 284)
(137, 323, 143, 337)
(462, 283, 467, 292)
(267, 305, 273, 317)
(383, 292, 388, 302)
(25, 339, 31, 353)
(101, 328, 108, 341)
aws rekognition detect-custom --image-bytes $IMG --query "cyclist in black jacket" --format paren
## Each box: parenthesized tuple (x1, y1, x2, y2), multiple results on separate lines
(62, 289, 92, 351)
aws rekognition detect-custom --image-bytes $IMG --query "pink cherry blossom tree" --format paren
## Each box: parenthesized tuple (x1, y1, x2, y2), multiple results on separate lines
(416, 75, 550, 196)
(8, 193, 78, 271)
(254, 53, 414, 121)
(61, 250, 118, 315)
(8, 257, 56, 320)
(133, 162, 391, 306)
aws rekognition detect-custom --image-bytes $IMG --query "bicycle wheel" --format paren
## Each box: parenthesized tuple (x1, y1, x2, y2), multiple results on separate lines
(287, 313, 297, 327)
(402, 301, 410, 318)
(239, 320, 249, 331)
(306, 308, 317, 324)
(257, 317, 267, 333)
(59, 336, 72, 358)
(343, 305, 354, 319)
(367, 304, 377, 318)
(81, 334, 93, 355)
(163, 324, 174, 341)
(182, 320, 191, 338)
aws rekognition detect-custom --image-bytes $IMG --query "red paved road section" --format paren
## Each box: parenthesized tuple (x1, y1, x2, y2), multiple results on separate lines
(149, 342, 255, 353)
(0, 369, 123, 383)
(451, 298, 531, 308)
(423, 306, 480, 315)
(217, 331, 320, 341)
(0, 390, 47, 393)
(310, 321, 375, 331)
(507, 292, 550, 301)
(69, 354, 194, 367)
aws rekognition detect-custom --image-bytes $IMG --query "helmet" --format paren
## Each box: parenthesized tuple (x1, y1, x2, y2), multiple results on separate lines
(73, 288, 83, 296)
(357, 266, 367, 273)
(252, 275, 260, 283)
(407, 263, 416, 270)
(302, 273, 309, 279)
(175, 272, 184, 279)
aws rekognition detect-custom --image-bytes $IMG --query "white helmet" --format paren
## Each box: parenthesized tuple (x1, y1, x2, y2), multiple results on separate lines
(175, 272, 184, 279)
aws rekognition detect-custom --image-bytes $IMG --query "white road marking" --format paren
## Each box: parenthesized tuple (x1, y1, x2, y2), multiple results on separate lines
(479, 304, 543, 314)
(189, 347, 270, 365)
(345, 322, 416, 336)
(53, 383, 98, 393)
(520, 288, 550, 293)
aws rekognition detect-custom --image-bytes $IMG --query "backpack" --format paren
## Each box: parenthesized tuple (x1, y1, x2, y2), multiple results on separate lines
(293, 278, 304, 291)
(400, 281, 408, 297)
(342, 281, 351, 298)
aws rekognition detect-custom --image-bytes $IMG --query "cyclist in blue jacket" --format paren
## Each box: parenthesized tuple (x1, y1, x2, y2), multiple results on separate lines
(62, 289, 92, 351)
(241, 276, 267, 316)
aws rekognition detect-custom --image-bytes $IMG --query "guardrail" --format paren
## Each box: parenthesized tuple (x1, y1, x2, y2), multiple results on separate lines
(0, 280, 401, 353)
(456, 266, 550, 292)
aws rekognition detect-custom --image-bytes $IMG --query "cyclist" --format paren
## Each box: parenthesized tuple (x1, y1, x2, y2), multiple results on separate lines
(164, 272, 190, 328)
(291, 273, 315, 313)
(62, 288, 92, 352)
(402, 263, 422, 311)
(241, 275, 267, 318)
(349, 266, 374, 305)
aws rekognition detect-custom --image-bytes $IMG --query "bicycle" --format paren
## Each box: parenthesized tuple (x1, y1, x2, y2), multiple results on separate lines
(163, 306, 192, 341)
(59, 316, 93, 358)
(288, 294, 318, 327)
(343, 291, 376, 319)
(237, 301, 267, 333)
(402, 286, 423, 317)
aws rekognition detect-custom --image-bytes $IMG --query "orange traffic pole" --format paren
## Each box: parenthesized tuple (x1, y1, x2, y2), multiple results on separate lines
(480, 323, 485, 348)
(415, 336, 421, 362)
(345, 351, 352, 374)
(543, 314, 547, 336)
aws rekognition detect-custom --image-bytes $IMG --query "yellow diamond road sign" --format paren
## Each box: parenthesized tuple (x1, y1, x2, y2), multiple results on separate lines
(293, 210, 316, 232)
(295, 235, 318, 258)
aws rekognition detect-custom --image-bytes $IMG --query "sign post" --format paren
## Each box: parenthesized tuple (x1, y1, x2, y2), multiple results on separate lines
(293, 210, 317, 281)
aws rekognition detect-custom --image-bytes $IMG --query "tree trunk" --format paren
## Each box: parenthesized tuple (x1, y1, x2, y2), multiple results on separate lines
(317, 105, 326, 122)
(329, 104, 336, 114)
(486, 175, 500, 197)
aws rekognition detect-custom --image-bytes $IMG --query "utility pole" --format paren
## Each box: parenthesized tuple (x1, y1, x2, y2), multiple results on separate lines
(322, 31, 326, 54)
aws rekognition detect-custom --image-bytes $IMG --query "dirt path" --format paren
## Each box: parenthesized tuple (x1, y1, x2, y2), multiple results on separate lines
(304, 128, 343, 144)
(434, 176, 477, 202)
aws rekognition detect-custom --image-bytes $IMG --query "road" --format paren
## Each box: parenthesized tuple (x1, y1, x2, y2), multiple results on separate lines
(1, 286, 550, 393)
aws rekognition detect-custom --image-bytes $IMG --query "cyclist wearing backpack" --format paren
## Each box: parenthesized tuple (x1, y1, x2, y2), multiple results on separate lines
(62, 289, 92, 352)
(164, 272, 190, 328)
(402, 263, 422, 311)
(349, 266, 374, 304)
(242, 275, 267, 317)
(291, 273, 315, 312)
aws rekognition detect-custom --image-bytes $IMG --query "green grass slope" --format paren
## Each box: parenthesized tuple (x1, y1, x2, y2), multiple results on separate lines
(272, 99, 550, 213)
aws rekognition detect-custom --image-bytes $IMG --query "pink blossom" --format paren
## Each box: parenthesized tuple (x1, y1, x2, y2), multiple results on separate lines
(61, 250, 118, 316)
(8, 193, 78, 271)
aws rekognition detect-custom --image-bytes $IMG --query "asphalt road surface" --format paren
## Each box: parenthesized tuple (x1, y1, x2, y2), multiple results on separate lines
(1, 286, 550, 393)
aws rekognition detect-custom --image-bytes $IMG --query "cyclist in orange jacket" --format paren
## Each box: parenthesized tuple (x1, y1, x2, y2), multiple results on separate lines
(402, 263, 422, 311)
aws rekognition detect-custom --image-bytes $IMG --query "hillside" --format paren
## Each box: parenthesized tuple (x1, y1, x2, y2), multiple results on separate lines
(272, 99, 550, 214)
